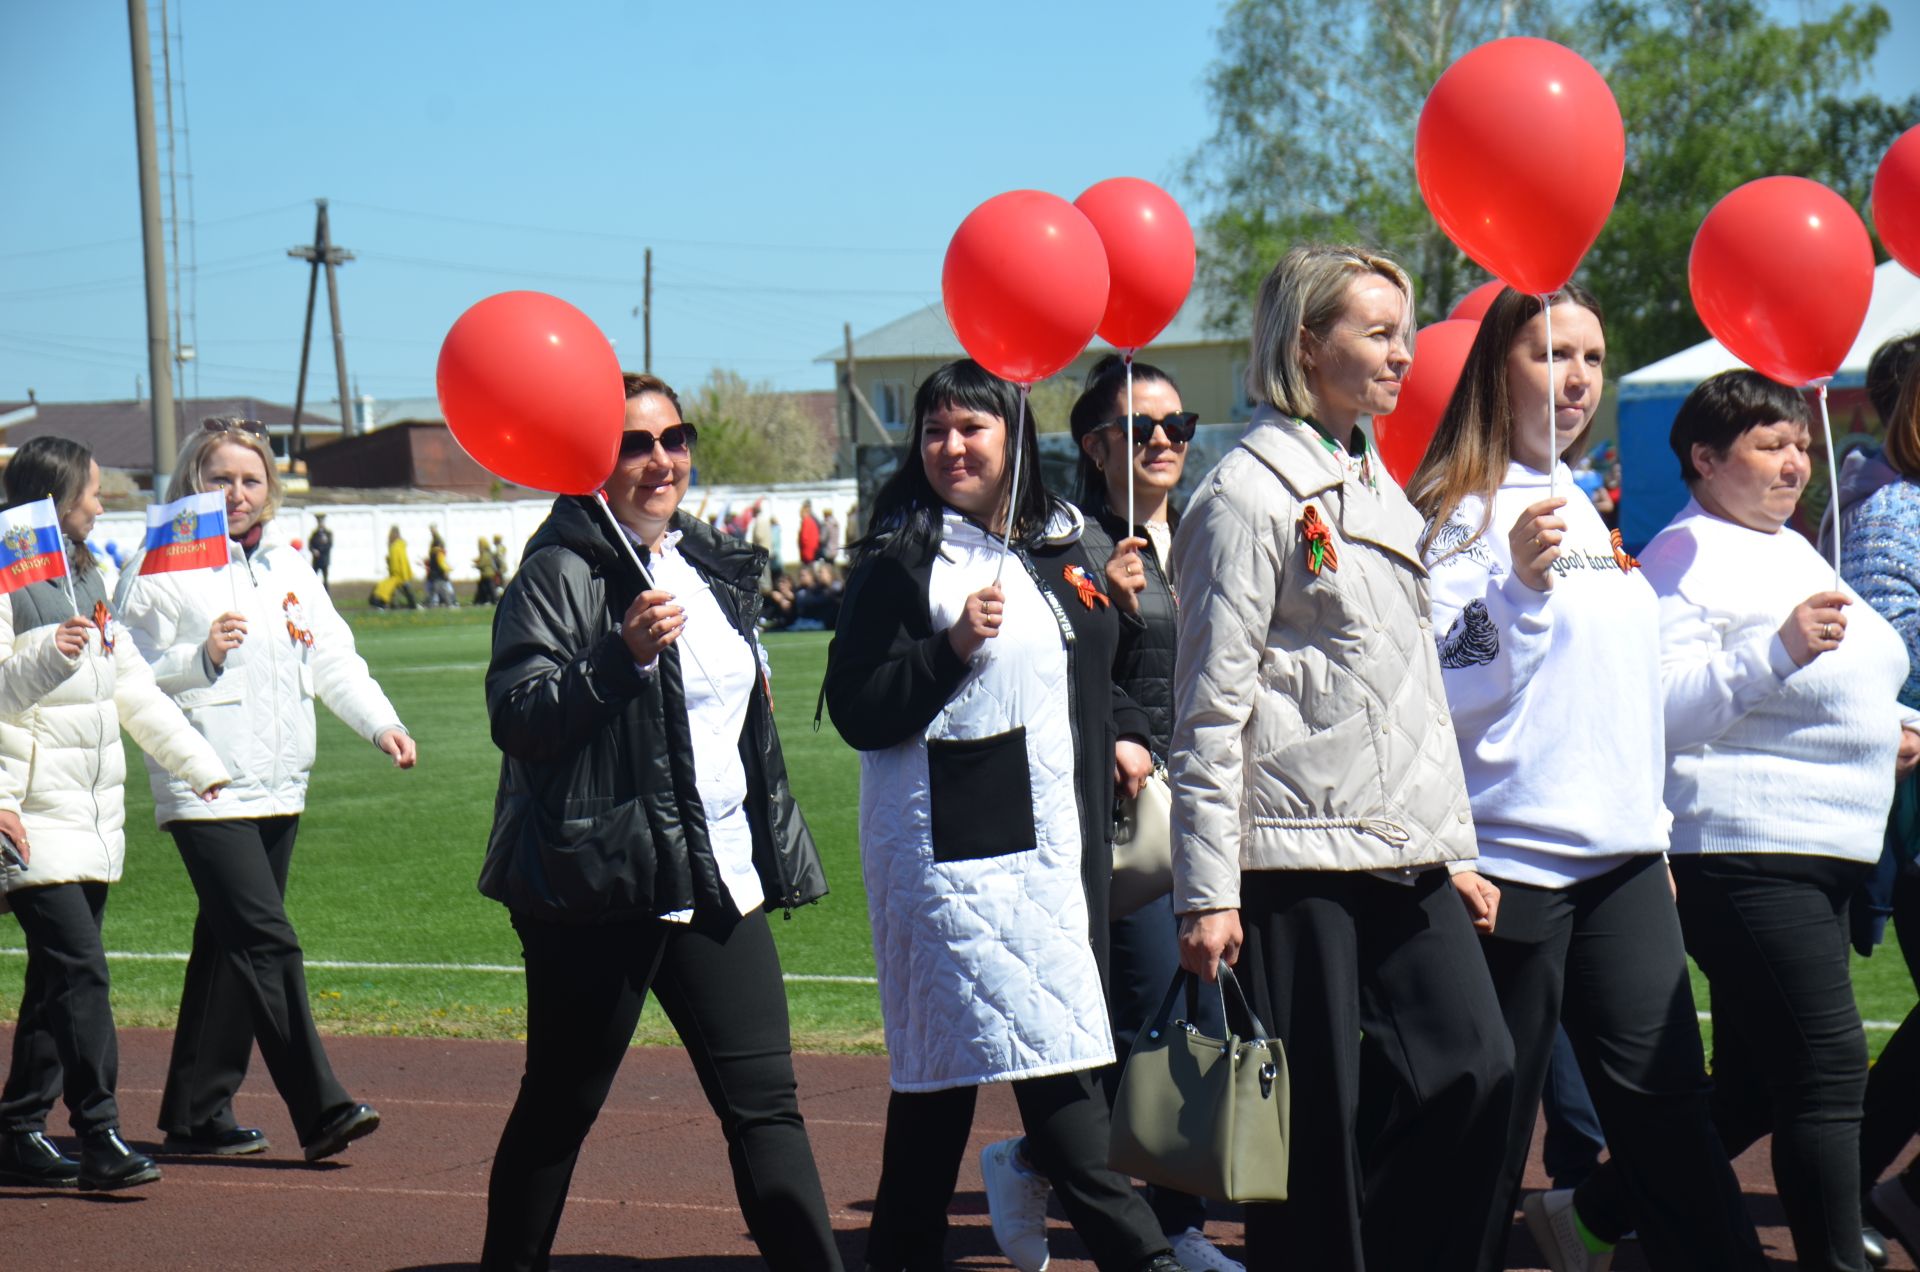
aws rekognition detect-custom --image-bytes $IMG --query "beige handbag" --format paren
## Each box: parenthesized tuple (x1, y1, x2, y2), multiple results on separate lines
(1108, 963, 1290, 1202)
(1110, 766, 1173, 919)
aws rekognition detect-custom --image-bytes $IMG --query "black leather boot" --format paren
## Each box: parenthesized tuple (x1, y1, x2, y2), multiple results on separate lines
(77, 1128, 161, 1191)
(0, 1129, 80, 1188)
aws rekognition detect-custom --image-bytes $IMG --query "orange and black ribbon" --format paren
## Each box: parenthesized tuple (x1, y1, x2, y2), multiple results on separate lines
(1064, 563, 1110, 610)
(1610, 528, 1639, 574)
(1300, 505, 1339, 575)
(91, 600, 113, 654)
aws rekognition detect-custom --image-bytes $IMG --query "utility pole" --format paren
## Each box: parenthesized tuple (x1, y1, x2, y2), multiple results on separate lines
(128, 0, 175, 492)
(643, 247, 653, 374)
(289, 198, 357, 453)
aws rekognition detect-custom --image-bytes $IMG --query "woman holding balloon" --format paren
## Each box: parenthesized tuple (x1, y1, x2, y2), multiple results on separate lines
(1406, 286, 1764, 1272)
(1170, 243, 1515, 1272)
(1556, 371, 1911, 1272)
(825, 360, 1177, 1272)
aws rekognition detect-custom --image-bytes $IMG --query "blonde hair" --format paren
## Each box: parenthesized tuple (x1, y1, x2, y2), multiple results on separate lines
(1246, 244, 1415, 419)
(166, 418, 282, 523)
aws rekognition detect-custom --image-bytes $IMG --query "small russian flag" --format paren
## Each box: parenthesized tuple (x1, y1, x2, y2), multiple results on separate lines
(139, 491, 230, 576)
(0, 498, 70, 596)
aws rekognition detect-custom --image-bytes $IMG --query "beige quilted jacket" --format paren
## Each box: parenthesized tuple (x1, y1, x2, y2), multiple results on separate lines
(1167, 408, 1477, 912)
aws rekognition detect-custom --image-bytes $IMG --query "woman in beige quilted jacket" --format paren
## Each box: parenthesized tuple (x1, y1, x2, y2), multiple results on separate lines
(1168, 244, 1515, 1272)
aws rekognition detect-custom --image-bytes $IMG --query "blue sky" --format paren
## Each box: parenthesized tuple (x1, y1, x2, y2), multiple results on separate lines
(2, 1, 1913, 411)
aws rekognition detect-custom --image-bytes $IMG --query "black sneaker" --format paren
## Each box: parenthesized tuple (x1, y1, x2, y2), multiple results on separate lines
(160, 1126, 270, 1156)
(77, 1128, 161, 1191)
(304, 1102, 380, 1162)
(0, 1129, 81, 1188)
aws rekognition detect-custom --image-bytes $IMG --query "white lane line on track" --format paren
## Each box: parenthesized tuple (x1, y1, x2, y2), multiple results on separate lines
(0, 946, 877, 985)
(385, 661, 488, 673)
(181, 1176, 881, 1219)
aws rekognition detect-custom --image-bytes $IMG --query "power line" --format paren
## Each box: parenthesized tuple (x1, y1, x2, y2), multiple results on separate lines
(332, 199, 939, 258)
(0, 200, 308, 264)
(353, 250, 929, 298)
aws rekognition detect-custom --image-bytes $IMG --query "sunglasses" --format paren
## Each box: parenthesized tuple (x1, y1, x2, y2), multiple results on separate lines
(1101, 412, 1198, 446)
(617, 423, 698, 459)
(201, 417, 268, 439)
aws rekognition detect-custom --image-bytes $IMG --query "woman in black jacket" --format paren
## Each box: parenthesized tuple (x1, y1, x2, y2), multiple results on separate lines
(1070, 357, 1241, 1272)
(479, 373, 839, 1272)
(825, 360, 1176, 1272)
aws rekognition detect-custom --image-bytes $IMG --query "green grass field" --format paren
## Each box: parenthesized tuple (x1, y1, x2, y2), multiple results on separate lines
(0, 605, 1914, 1060)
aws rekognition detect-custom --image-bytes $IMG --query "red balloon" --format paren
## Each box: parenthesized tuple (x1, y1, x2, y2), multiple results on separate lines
(1689, 176, 1875, 387)
(942, 191, 1109, 384)
(1873, 124, 1920, 278)
(1417, 38, 1624, 295)
(1074, 177, 1196, 351)
(1373, 319, 1480, 486)
(291, 538, 304, 551)
(1449, 281, 1505, 322)
(436, 291, 625, 494)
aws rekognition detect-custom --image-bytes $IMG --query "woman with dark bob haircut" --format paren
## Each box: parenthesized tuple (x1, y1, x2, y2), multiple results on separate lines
(1566, 369, 1912, 1272)
(825, 360, 1176, 1272)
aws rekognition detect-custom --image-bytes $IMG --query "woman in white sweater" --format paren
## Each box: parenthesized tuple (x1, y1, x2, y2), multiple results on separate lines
(1566, 370, 1911, 1272)
(1407, 287, 1762, 1272)
(117, 419, 417, 1164)
(0, 437, 229, 1192)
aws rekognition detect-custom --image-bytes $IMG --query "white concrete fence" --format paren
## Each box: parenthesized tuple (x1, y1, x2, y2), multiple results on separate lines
(91, 480, 859, 586)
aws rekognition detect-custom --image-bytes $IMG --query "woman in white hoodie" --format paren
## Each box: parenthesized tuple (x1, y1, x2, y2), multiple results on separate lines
(0, 437, 229, 1193)
(1408, 287, 1763, 1272)
(1565, 370, 1912, 1272)
(116, 418, 417, 1164)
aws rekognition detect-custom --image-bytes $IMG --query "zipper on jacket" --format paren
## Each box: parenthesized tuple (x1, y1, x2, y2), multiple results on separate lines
(239, 549, 286, 809)
(88, 643, 109, 877)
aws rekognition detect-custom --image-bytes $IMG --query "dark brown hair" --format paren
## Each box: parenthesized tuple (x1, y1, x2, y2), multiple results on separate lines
(1668, 370, 1810, 484)
(622, 372, 682, 417)
(1407, 283, 1604, 559)
(1881, 358, 1920, 482)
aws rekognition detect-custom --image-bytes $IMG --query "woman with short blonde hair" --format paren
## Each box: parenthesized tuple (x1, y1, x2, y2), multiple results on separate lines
(167, 418, 282, 519)
(1172, 243, 1513, 1271)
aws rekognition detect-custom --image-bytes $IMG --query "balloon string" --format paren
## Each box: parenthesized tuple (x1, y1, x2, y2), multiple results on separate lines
(1543, 295, 1558, 498)
(994, 383, 1030, 586)
(594, 491, 724, 703)
(1816, 381, 1843, 587)
(1125, 351, 1136, 536)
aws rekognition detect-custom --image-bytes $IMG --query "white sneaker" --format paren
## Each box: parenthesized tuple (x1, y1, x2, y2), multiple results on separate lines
(1170, 1226, 1244, 1272)
(981, 1136, 1050, 1272)
(1522, 1189, 1614, 1272)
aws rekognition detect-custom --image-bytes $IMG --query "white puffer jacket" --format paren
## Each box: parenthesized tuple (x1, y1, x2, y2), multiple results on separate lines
(114, 519, 405, 824)
(0, 566, 229, 900)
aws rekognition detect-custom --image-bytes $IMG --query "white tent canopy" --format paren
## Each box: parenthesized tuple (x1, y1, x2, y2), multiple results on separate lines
(1620, 259, 1920, 395)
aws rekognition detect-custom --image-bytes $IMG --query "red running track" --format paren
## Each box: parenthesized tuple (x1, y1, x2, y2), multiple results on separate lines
(0, 1026, 1904, 1270)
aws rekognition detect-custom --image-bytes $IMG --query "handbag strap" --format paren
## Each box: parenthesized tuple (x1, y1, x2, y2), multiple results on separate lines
(1148, 961, 1274, 1042)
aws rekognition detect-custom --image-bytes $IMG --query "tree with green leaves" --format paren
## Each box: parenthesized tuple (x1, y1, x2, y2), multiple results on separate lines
(1186, 0, 1912, 369)
(687, 369, 837, 486)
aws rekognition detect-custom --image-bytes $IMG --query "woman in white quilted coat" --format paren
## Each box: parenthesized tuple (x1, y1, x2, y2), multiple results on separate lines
(0, 437, 229, 1193)
(826, 361, 1178, 1272)
(116, 419, 416, 1165)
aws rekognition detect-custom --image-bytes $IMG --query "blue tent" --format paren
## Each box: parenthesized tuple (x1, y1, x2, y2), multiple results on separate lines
(1616, 260, 1920, 550)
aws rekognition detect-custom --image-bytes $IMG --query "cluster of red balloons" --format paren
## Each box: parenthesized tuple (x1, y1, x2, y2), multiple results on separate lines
(941, 179, 1194, 385)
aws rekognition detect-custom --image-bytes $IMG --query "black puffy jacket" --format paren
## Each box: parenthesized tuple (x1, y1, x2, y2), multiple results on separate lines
(479, 496, 826, 924)
(1077, 499, 1179, 760)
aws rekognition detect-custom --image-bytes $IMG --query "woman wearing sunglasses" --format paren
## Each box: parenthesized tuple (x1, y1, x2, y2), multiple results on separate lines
(479, 373, 839, 1271)
(1037, 355, 1240, 1272)
(116, 418, 415, 1164)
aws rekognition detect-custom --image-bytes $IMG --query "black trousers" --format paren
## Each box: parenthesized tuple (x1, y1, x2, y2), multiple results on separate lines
(1580, 852, 1873, 1272)
(481, 908, 841, 1272)
(1860, 861, 1920, 1187)
(1104, 892, 1217, 1238)
(1235, 868, 1515, 1272)
(1471, 855, 1762, 1272)
(158, 816, 352, 1145)
(865, 1068, 1167, 1272)
(0, 882, 118, 1136)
